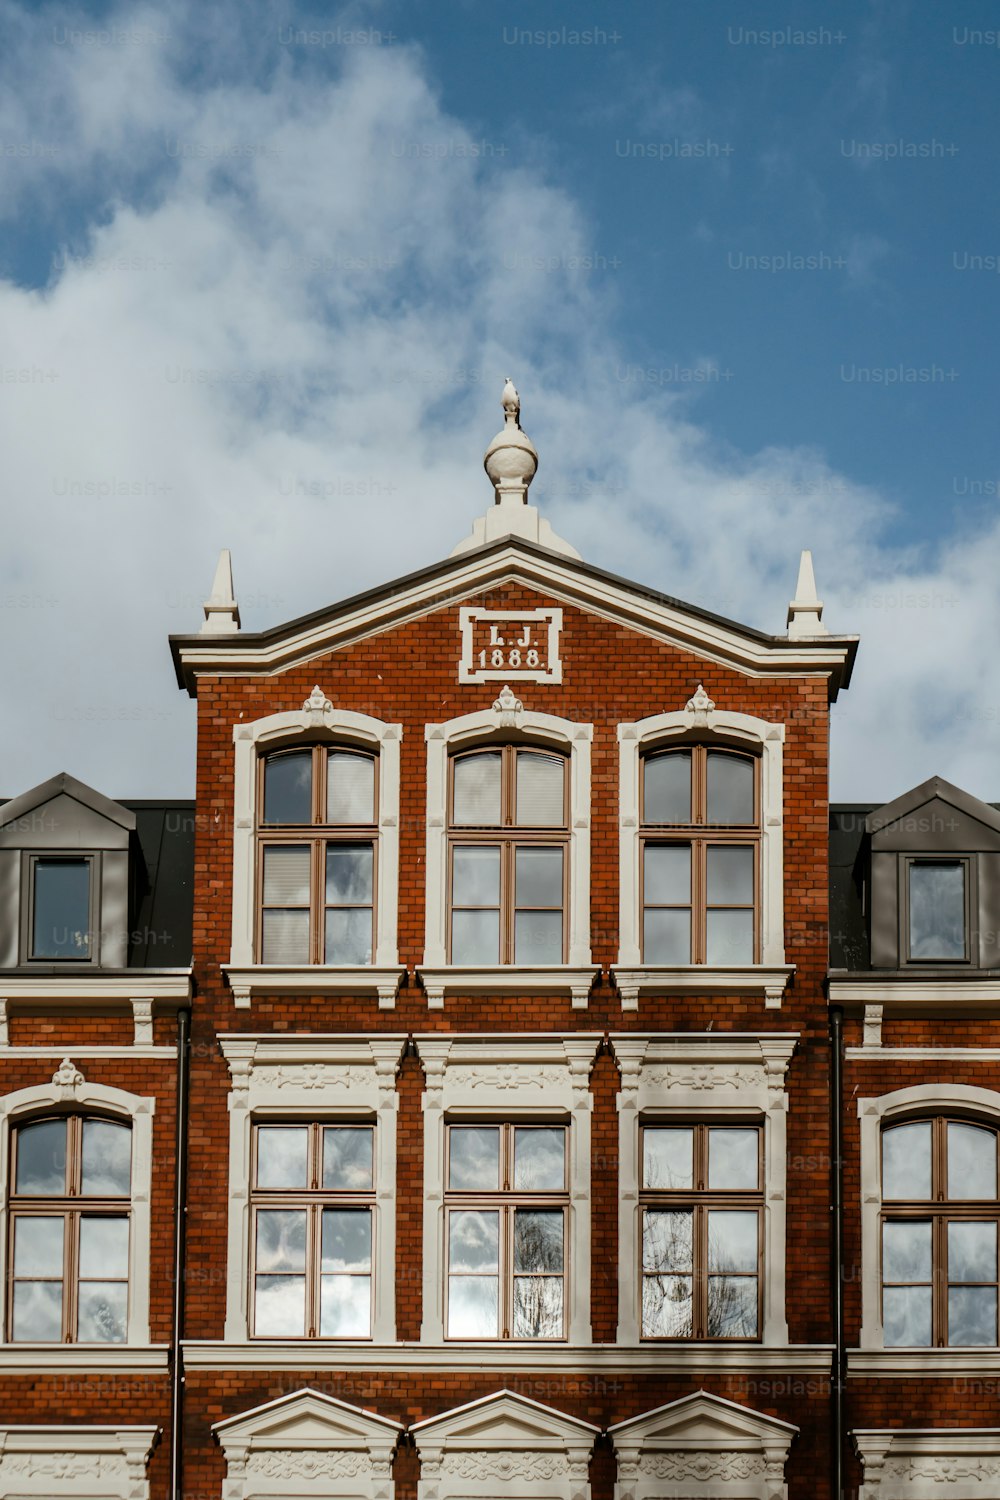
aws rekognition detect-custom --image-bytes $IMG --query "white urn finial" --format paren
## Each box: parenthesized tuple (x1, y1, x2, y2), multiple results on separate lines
(484, 377, 538, 506)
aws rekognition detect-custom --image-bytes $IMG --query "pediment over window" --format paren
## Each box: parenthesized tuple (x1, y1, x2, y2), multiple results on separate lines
(610, 1391, 797, 1499)
(214, 1388, 400, 1499)
(412, 1389, 598, 1500)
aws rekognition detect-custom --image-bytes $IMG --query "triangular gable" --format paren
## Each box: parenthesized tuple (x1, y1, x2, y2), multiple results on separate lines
(867, 774, 1000, 844)
(170, 537, 857, 699)
(609, 1389, 797, 1453)
(410, 1387, 599, 1450)
(213, 1386, 401, 1449)
(0, 772, 136, 852)
(0, 772, 136, 834)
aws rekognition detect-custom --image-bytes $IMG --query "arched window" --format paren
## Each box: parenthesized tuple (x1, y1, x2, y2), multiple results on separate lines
(639, 744, 759, 965)
(8, 1114, 132, 1343)
(881, 1115, 1000, 1347)
(257, 744, 378, 966)
(447, 745, 568, 965)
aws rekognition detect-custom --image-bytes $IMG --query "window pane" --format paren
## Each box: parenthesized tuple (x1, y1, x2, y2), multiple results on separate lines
(32, 858, 91, 959)
(708, 1210, 758, 1274)
(643, 908, 691, 963)
(81, 1121, 131, 1197)
(643, 752, 691, 824)
(323, 1128, 374, 1191)
(708, 1276, 757, 1338)
(909, 861, 966, 960)
(322, 1209, 372, 1273)
(705, 909, 754, 964)
(325, 907, 373, 965)
(948, 1123, 997, 1200)
(325, 845, 373, 904)
(77, 1282, 127, 1343)
(15, 1120, 67, 1195)
(514, 1210, 564, 1272)
(256, 1127, 309, 1189)
(515, 753, 564, 826)
(14, 1215, 64, 1276)
(706, 753, 755, 824)
(449, 1210, 499, 1272)
(883, 1220, 932, 1282)
(321, 1275, 371, 1337)
(948, 1220, 997, 1283)
(256, 1210, 306, 1273)
(450, 1127, 500, 1190)
(515, 846, 563, 907)
(451, 909, 500, 965)
(263, 751, 312, 824)
(262, 846, 311, 904)
(709, 1129, 759, 1190)
(644, 845, 691, 904)
(643, 1210, 693, 1273)
(706, 845, 754, 905)
(514, 1128, 565, 1191)
(452, 845, 500, 905)
(453, 753, 502, 826)
(883, 1285, 932, 1346)
(883, 1122, 932, 1200)
(79, 1217, 129, 1279)
(255, 1275, 306, 1336)
(12, 1280, 63, 1341)
(643, 1129, 693, 1190)
(643, 1275, 692, 1337)
(261, 909, 309, 964)
(327, 752, 375, 824)
(513, 1276, 563, 1338)
(514, 911, 563, 964)
(948, 1286, 997, 1346)
(448, 1276, 498, 1337)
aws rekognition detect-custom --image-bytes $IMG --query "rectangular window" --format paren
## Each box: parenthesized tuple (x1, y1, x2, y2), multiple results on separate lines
(906, 859, 968, 962)
(250, 1122, 375, 1339)
(29, 856, 93, 961)
(640, 1122, 762, 1340)
(445, 1122, 567, 1340)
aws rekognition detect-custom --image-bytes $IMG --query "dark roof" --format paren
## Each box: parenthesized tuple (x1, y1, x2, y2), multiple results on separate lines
(829, 805, 873, 971)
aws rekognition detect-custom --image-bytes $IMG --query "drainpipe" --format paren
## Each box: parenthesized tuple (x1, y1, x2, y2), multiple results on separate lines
(831, 1005, 844, 1500)
(170, 1006, 191, 1500)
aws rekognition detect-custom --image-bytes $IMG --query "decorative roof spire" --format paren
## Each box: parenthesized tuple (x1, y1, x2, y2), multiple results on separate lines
(483, 377, 538, 507)
(201, 549, 241, 635)
(786, 549, 828, 638)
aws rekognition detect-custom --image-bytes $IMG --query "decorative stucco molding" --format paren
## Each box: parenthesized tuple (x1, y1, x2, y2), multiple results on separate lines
(411, 1390, 598, 1500)
(0, 1426, 158, 1500)
(853, 1429, 1000, 1497)
(610, 1391, 797, 1500)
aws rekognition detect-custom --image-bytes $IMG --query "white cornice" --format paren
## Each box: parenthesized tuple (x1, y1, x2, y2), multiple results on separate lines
(416, 966, 600, 1010)
(830, 977, 1000, 1009)
(847, 1347, 1000, 1376)
(0, 1344, 169, 1373)
(611, 965, 794, 1011)
(0, 972, 192, 1001)
(222, 965, 406, 1010)
(172, 546, 856, 696)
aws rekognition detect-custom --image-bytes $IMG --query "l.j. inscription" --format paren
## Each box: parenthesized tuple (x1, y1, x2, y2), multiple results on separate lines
(458, 606, 562, 683)
(479, 621, 543, 671)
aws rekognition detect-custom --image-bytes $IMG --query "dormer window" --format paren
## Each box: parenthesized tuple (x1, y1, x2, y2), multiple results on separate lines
(28, 855, 94, 961)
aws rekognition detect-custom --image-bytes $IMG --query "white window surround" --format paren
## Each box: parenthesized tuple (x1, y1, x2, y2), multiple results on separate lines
(415, 1034, 601, 1345)
(420, 693, 594, 1005)
(853, 1428, 1000, 1497)
(0, 1426, 158, 1500)
(225, 690, 404, 1006)
(411, 1389, 599, 1500)
(219, 1034, 404, 1343)
(858, 1082, 1000, 1356)
(214, 1387, 400, 1500)
(613, 1033, 796, 1347)
(614, 695, 791, 1009)
(0, 1060, 155, 1351)
(610, 1390, 797, 1500)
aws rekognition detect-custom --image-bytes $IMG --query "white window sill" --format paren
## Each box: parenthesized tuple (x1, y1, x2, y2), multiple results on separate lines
(848, 1346, 1000, 1375)
(611, 964, 794, 1011)
(223, 965, 406, 1010)
(0, 1343, 170, 1372)
(416, 965, 600, 1010)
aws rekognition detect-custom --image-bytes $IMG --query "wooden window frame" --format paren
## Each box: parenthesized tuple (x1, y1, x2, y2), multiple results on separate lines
(7, 1114, 132, 1343)
(255, 746, 379, 966)
(639, 745, 760, 965)
(249, 1120, 376, 1341)
(881, 1115, 1000, 1348)
(443, 1120, 569, 1341)
(447, 746, 569, 965)
(901, 855, 974, 967)
(639, 1120, 763, 1341)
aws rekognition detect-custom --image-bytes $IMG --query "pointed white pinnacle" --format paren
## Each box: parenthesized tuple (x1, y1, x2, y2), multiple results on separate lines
(786, 549, 827, 638)
(201, 548, 241, 635)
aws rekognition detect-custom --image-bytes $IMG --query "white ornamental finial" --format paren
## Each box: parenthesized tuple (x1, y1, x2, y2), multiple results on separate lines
(303, 685, 333, 718)
(52, 1057, 84, 1097)
(685, 683, 716, 726)
(483, 378, 538, 507)
(200, 548, 241, 634)
(492, 685, 524, 728)
(786, 548, 828, 638)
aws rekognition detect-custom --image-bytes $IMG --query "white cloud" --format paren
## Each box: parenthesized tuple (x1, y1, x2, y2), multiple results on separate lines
(0, 0, 995, 806)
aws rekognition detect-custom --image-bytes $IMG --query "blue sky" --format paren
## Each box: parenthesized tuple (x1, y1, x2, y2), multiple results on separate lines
(0, 0, 998, 799)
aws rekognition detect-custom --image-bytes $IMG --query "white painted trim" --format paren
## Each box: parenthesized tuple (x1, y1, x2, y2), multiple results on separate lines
(0, 1344, 169, 1372)
(230, 702, 402, 970)
(219, 1036, 405, 1343)
(611, 965, 794, 1011)
(847, 1047, 1000, 1060)
(830, 977, 1000, 1009)
(610, 1391, 797, 1500)
(423, 703, 592, 970)
(857, 1083, 1000, 1350)
(214, 1388, 399, 1500)
(411, 1389, 597, 1500)
(458, 607, 563, 684)
(612, 1033, 796, 1346)
(616, 707, 786, 973)
(416, 966, 599, 1011)
(853, 1427, 1000, 1497)
(415, 1035, 601, 1346)
(849, 1347, 1000, 1374)
(223, 965, 406, 1010)
(0, 1047, 176, 1058)
(0, 972, 191, 1001)
(0, 1069, 155, 1345)
(0, 1426, 158, 1500)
